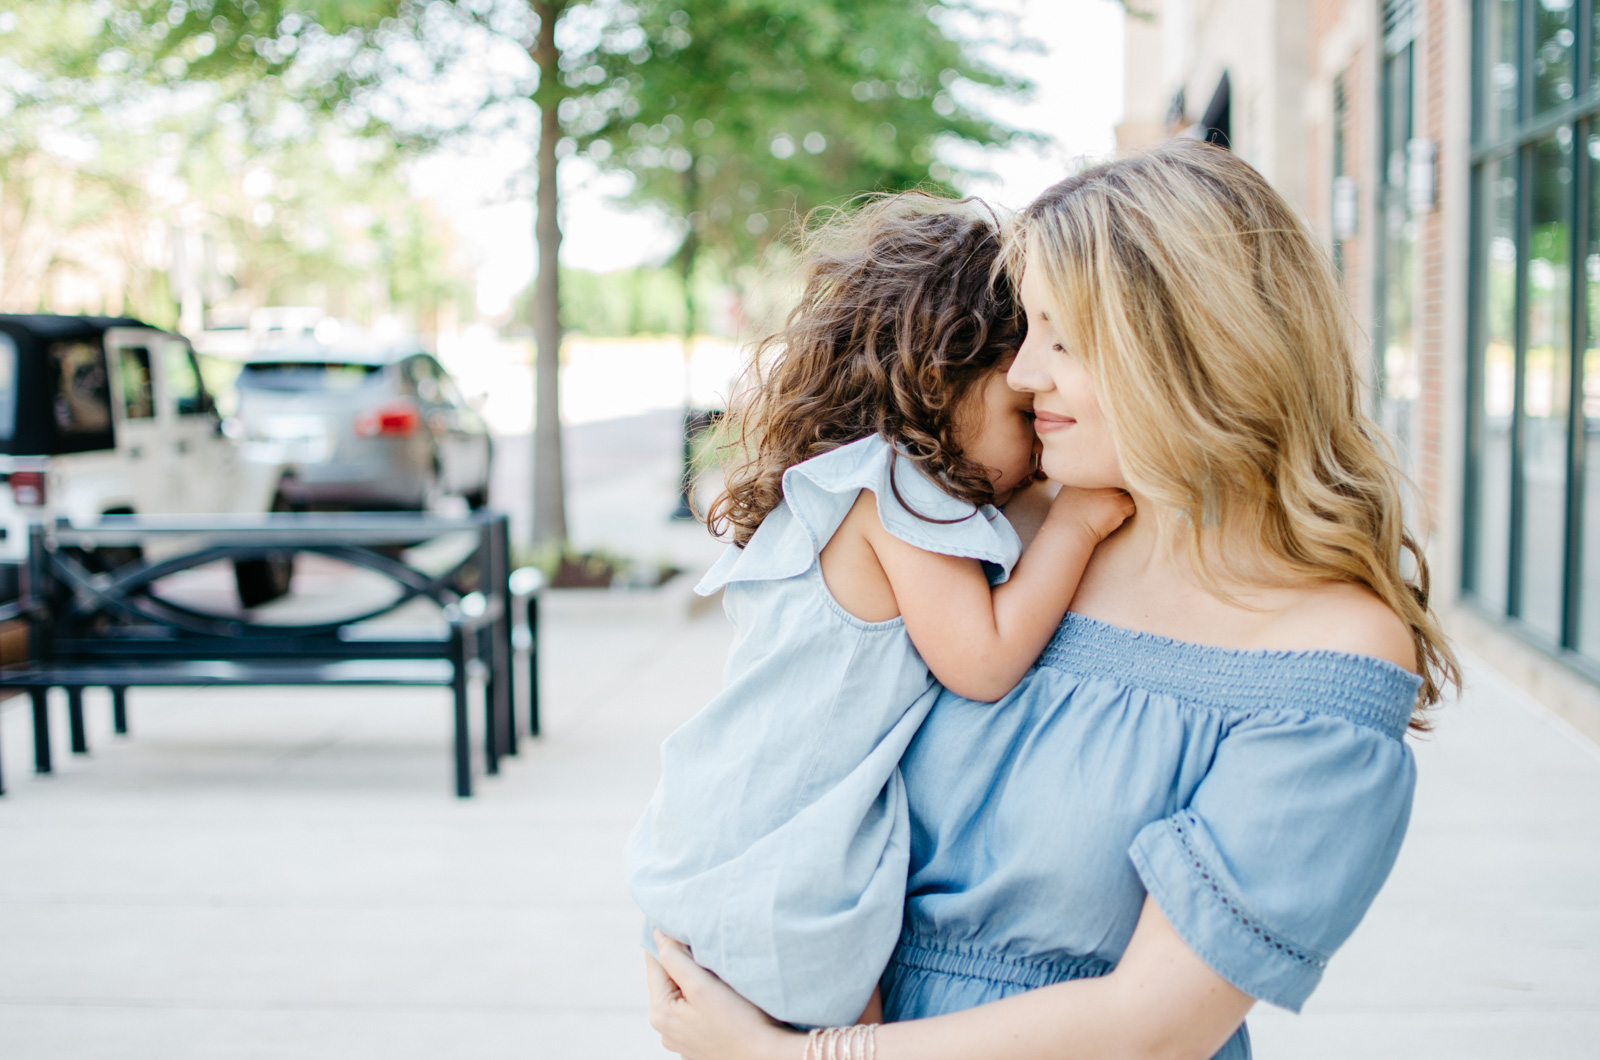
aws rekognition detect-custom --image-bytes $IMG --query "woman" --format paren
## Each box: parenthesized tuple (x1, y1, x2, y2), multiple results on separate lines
(647, 139, 1458, 1060)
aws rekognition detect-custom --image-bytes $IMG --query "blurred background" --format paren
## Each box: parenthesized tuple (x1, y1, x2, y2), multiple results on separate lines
(0, 0, 1123, 566)
(1, 2, 1599, 1058)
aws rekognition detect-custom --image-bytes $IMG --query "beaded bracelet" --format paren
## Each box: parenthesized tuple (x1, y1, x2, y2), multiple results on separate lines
(803, 1024, 877, 1060)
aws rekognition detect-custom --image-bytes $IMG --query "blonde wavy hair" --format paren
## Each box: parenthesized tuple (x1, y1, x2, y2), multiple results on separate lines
(1013, 139, 1458, 723)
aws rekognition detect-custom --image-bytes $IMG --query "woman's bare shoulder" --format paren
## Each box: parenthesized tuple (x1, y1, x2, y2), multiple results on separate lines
(1266, 581, 1417, 673)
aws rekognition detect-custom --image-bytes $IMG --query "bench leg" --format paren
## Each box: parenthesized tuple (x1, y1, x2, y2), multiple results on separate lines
(493, 615, 514, 758)
(526, 593, 541, 738)
(30, 688, 51, 774)
(111, 687, 129, 735)
(481, 631, 499, 778)
(491, 516, 517, 756)
(451, 629, 472, 798)
(67, 688, 88, 755)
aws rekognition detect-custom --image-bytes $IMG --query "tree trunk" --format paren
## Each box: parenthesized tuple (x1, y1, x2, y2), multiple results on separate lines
(679, 160, 700, 385)
(531, 1, 567, 546)
(670, 162, 700, 520)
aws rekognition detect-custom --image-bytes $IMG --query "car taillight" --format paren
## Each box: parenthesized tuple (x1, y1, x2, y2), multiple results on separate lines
(9, 470, 45, 507)
(353, 401, 420, 438)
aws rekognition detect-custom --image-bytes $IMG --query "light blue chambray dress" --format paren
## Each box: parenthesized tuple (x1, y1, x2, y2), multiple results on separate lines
(881, 612, 1423, 1059)
(625, 433, 1021, 1029)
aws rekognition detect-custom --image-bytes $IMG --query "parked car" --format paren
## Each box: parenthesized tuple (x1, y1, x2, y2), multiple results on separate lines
(230, 341, 492, 512)
(0, 314, 294, 605)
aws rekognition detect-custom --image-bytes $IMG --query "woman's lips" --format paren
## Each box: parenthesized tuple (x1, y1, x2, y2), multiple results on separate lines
(1033, 410, 1076, 434)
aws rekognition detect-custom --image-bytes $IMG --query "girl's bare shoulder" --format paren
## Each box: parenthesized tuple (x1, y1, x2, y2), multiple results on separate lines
(1264, 581, 1417, 673)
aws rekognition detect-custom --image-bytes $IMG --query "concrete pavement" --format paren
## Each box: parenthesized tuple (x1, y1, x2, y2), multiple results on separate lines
(1250, 653, 1600, 1057)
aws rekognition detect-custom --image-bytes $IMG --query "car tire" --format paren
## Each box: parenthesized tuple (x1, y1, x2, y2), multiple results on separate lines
(233, 492, 296, 608)
(69, 509, 143, 576)
(233, 556, 294, 609)
(464, 485, 489, 510)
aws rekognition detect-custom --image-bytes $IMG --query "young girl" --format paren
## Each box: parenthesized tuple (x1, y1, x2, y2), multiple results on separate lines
(625, 193, 1132, 1029)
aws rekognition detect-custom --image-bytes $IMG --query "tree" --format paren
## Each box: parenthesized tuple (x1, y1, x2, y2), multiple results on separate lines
(591, 0, 1024, 329)
(58, 0, 1031, 547)
(0, 1, 466, 331)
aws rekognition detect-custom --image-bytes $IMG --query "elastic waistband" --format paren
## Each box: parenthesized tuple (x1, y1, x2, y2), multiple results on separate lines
(889, 934, 1113, 992)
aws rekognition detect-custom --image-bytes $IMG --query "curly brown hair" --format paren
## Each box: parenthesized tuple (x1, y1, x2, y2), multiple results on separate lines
(707, 192, 1024, 548)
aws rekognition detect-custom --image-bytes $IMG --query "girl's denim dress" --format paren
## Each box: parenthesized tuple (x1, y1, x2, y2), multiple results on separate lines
(625, 434, 1021, 1028)
(882, 613, 1424, 1059)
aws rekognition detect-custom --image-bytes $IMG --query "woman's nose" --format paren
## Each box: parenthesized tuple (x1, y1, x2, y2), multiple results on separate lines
(1007, 339, 1052, 393)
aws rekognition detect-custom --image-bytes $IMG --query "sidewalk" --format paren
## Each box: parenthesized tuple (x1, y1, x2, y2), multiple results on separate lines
(1250, 649, 1600, 1057)
(1, 413, 1597, 1056)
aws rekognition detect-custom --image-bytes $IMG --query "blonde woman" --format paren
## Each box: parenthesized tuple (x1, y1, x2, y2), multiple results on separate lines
(644, 138, 1460, 1060)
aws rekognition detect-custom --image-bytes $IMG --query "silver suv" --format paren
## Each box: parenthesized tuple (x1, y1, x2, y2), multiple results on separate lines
(232, 342, 492, 511)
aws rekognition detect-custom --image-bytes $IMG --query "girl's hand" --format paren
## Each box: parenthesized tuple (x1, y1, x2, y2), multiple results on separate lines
(646, 931, 803, 1060)
(1049, 485, 1136, 544)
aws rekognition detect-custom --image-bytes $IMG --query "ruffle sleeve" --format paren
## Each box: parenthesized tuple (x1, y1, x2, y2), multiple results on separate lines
(697, 434, 1021, 595)
(1127, 668, 1421, 1012)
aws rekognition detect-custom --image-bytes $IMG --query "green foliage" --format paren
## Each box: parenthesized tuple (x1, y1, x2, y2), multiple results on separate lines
(536, 261, 726, 337)
(0, 0, 467, 326)
(580, 0, 1029, 270)
(67, 0, 1029, 272)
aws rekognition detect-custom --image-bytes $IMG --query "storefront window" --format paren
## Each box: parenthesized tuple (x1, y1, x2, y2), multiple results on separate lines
(1581, 132, 1600, 656)
(1483, 0, 1520, 140)
(1533, 0, 1577, 115)
(1379, 22, 1418, 464)
(1469, 0, 1600, 663)
(1519, 132, 1573, 640)
(1473, 155, 1519, 612)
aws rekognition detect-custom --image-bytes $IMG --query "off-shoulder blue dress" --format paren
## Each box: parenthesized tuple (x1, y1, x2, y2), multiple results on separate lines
(626, 434, 1021, 1029)
(881, 612, 1422, 1059)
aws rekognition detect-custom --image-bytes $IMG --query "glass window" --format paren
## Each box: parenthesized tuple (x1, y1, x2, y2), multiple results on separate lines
(237, 361, 380, 392)
(1580, 130, 1600, 657)
(0, 333, 16, 441)
(1533, 0, 1577, 115)
(1475, 154, 1520, 612)
(118, 347, 155, 420)
(1332, 74, 1353, 273)
(1379, 38, 1419, 464)
(162, 341, 208, 416)
(1471, 0, 1600, 663)
(1518, 132, 1574, 641)
(1483, 0, 1521, 140)
(50, 341, 112, 435)
(406, 357, 443, 402)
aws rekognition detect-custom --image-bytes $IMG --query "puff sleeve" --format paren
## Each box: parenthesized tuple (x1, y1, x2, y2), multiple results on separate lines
(1128, 698, 1418, 1012)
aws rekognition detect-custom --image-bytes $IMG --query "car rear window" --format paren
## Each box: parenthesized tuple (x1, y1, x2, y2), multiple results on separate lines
(238, 361, 382, 392)
(0, 333, 16, 441)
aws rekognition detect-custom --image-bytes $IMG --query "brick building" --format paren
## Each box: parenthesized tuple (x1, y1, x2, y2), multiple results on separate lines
(1117, 0, 1600, 738)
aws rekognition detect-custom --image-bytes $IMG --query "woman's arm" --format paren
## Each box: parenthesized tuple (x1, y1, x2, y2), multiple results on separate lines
(647, 897, 1254, 1060)
(870, 485, 1132, 702)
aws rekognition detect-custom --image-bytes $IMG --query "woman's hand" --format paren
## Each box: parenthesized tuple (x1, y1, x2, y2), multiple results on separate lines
(646, 931, 805, 1060)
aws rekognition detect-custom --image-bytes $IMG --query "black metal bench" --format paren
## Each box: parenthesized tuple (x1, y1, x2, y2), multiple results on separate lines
(0, 512, 541, 797)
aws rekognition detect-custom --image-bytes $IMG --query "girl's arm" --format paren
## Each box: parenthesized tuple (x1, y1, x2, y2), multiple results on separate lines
(646, 896, 1254, 1060)
(866, 485, 1133, 702)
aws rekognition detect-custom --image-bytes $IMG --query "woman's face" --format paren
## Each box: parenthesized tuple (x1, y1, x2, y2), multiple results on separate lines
(1007, 265, 1126, 489)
